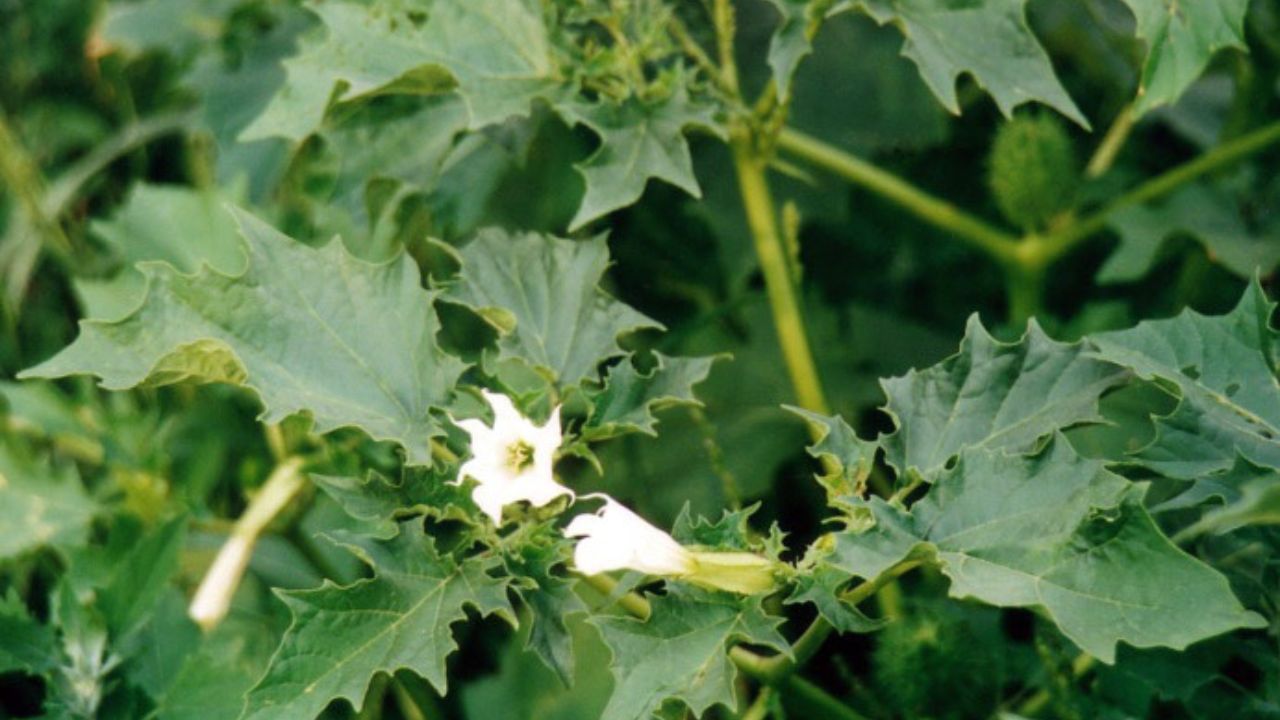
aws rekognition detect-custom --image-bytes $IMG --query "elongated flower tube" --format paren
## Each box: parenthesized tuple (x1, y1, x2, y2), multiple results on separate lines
(564, 495, 780, 595)
(565, 495, 696, 577)
(453, 390, 571, 525)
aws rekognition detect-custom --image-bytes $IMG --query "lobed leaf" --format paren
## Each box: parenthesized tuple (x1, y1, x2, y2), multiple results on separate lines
(851, 0, 1089, 127)
(879, 316, 1127, 482)
(23, 208, 465, 467)
(832, 438, 1264, 662)
(591, 589, 789, 720)
(583, 354, 716, 441)
(241, 0, 560, 142)
(1100, 184, 1280, 284)
(445, 228, 661, 390)
(1119, 0, 1249, 115)
(1089, 281, 1280, 477)
(560, 89, 720, 231)
(241, 523, 513, 719)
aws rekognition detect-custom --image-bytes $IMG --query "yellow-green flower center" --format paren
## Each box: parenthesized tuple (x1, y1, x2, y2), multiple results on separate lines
(505, 440, 536, 474)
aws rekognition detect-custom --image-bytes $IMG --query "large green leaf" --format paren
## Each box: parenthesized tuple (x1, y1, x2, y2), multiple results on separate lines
(832, 438, 1263, 662)
(1119, 0, 1249, 115)
(1100, 183, 1280, 284)
(0, 443, 96, 560)
(591, 589, 789, 720)
(850, 0, 1088, 127)
(241, 523, 513, 719)
(1089, 282, 1280, 477)
(879, 316, 1127, 481)
(241, 0, 560, 142)
(560, 90, 719, 231)
(444, 228, 660, 389)
(23, 209, 465, 467)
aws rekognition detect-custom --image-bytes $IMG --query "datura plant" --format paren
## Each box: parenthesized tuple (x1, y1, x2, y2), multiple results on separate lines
(2, 0, 1280, 719)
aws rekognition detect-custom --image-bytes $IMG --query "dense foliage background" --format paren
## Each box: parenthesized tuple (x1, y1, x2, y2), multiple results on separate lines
(1, 0, 1278, 719)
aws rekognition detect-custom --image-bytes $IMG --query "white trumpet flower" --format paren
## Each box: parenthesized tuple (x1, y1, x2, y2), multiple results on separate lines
(564, 495, 696, 577)
(564, 494, 782, 594)
(453, 390, 570, 525)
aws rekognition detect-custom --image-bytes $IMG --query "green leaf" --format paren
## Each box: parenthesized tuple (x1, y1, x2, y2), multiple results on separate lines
(97, 516, 188, 641)
(1179, 463, 1280, 537)
(242, 0, 560, 142)
(1089, 282, 1280, 477)
(461, 612, 613, 720)
(241, 523, 513, 719)
(786, 565, 886, 634)
(101, 0, 241, 58)
(1118, 0, 1249, 115)
(317, 94, 469, 224)
(0, 443, 96, 560)
(1100, 184, 1280, 284)
(765, 0, 836, 99)
(879, 316, 1127, 481)
(788, 407, 879, 499)
(591, 589, 789, 720)
(502, 533, 585, 686)
(582, 354, 716, 441)
(832, 437, 1264, 662)
(22, 208, 466, 467)
(445, 228, 660, 389)
(156, 645, 262, 720)
(560, 89, 720, 231)
(312, 469, 477, 540)
(80, 183, 246, 320)
(0, 591, 57, 675)
(850, 0, 1089, 127)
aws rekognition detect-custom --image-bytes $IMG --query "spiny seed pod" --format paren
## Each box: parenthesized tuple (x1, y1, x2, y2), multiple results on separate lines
(987, 113, 1080, 232)
(872, 610, 1001, 720)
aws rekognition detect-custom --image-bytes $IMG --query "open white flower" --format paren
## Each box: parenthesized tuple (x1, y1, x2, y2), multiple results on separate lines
(564, 495, 696, 577)
(453, 390, 570, 525)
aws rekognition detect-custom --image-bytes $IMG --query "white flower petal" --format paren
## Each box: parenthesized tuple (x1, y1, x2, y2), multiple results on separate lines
(563, 496, 694, 577)
(453, 390, 569, 525)
(471, 480, 513, 525)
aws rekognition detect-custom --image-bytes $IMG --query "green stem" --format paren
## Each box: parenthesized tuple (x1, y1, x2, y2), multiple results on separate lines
(578, 572, 652, 620)
(391, 679, 430, 720)
(775, 127, 1020, 263)
(712, 0, 740, 94)
(1016, 653, 1096, 717)
(782, 676, 870, 720)
(1004, 256, 1046, 326)
(740, 686, 775, 720)
(1084, 103, 1136, 179)
(731, 141, 830, 416)
(731, 559, 922, 684)
(1035, 119, 1280, 264)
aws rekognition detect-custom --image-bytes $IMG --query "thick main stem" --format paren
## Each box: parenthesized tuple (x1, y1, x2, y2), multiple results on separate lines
(189, 458, 307, 630)
(732, 140, 830, 416)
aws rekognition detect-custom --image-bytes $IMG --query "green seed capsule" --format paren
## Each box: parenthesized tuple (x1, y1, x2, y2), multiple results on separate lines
(987, 113, 1080, 232)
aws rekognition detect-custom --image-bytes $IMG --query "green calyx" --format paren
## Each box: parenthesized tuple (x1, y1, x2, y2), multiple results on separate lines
(684, 551, 782, 595)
